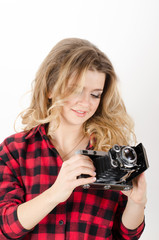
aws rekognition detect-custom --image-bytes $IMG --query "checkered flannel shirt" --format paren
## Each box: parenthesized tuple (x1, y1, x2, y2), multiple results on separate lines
(0, 124, 145, 239)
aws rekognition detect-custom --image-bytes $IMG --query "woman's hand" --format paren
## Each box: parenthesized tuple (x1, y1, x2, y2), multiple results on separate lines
(121, 173, 147, 229)
(49, 154, 96, 203)
(17, 154, 96, 231)
(122, 172, 147, 206)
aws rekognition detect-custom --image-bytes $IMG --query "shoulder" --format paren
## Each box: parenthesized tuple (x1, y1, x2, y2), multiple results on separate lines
(0, 124, 43, 160)
(0, 124, 43, 149)
(0, 125, 46, 160)
(0, 131, 29, 162)
(2, 131, 28, 144)
(0, 130, 28, 150)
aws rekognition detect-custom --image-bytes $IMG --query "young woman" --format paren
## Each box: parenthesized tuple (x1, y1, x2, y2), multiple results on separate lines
(0, 38, 147, 239)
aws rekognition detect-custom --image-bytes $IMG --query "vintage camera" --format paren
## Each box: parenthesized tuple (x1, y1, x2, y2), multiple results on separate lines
(76, 143, 149, 191)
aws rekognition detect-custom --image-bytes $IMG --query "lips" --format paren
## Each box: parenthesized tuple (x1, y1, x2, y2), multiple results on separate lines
(71, 109, 87, 117)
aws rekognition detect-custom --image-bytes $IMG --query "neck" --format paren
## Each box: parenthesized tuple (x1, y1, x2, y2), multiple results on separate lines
(48, 121, 84, 144)
(48, 121, 89, 160)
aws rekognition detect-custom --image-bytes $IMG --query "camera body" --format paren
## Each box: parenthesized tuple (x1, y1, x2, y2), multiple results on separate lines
(76, 143, 149, 191)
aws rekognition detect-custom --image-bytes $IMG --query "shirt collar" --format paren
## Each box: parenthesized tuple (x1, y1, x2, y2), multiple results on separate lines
(25, 124, 93, 150)
(25, 124, 47, 140)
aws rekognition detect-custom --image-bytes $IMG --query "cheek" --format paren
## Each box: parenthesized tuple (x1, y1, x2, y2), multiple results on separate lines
(62, 101, 74, 111)
(65, 98, 77, 107)
(90, 100, 100, 112)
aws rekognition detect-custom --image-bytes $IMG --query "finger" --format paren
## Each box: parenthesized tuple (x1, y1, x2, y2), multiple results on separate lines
(121, 187, 133, 197)
(138, 173, 146, 186)
(77, 156, 95, 168)
(74, 176, 96, 188)
(67, 154, 94, 165)
(132, 173, 146, 189)
(70, 166, 96, 179)
(63, 155, 95, 171)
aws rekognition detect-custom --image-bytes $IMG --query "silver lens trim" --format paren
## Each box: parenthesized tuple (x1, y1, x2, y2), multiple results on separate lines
(121, 146, 137, 168)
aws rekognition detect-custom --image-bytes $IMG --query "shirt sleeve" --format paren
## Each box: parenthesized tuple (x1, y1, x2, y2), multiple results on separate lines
(112, 192, 145, 240)
(0, 141, 30, 239)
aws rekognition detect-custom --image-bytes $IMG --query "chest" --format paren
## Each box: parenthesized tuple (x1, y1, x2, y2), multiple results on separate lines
(19, 146, 61, 200)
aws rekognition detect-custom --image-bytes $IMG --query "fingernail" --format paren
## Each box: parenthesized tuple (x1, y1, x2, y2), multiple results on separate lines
(93, 171, 96, 176)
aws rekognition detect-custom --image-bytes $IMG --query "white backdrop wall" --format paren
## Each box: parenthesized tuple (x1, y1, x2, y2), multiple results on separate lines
(0, 1, 158, 239)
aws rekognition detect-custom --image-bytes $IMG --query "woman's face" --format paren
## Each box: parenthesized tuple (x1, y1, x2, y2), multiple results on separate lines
(60, 70, 105, 128)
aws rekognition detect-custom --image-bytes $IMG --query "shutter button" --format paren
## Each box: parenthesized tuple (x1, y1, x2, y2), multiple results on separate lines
(59, 220, 64, 225)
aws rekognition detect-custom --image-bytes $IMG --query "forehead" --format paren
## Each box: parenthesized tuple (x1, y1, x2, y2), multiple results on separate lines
(69, 70, 105, 90)
(84, 70, 105, 89)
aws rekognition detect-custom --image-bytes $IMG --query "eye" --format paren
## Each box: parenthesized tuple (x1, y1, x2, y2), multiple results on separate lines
(91, 93, 102, 99)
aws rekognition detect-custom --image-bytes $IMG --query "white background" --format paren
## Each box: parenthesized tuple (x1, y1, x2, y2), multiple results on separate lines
(0, 0, 158, 239)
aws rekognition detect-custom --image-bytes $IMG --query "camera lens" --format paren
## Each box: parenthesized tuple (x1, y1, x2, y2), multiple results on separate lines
(124, 148, 135, 160)
(121, 146, 137, 168)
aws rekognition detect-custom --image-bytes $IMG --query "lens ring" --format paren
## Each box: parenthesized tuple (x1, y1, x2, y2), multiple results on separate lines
(112, 144, 120, 152)
(121, 146, 137, 167)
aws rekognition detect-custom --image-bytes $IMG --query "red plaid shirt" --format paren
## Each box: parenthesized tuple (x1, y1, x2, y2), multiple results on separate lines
(0, 124, 145, 240)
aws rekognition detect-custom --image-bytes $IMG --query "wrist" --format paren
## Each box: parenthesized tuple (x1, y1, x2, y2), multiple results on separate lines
(45, 187, 61, 207)
(122, 197, 146, 230)
(127, 197, 147, 209)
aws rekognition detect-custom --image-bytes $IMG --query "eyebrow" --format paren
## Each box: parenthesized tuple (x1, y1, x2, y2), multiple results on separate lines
(91, 89, 103, 91)
(69, 84, 103, 92)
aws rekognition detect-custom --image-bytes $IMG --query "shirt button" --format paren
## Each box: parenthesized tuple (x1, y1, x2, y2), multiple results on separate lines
(59, 220, 64, 225)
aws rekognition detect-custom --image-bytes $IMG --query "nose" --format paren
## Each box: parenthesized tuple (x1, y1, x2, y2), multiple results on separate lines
(77, 92, 90, 107)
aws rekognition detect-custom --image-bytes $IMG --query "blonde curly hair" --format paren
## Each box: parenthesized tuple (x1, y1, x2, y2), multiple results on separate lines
(18, 38, 136, 151)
